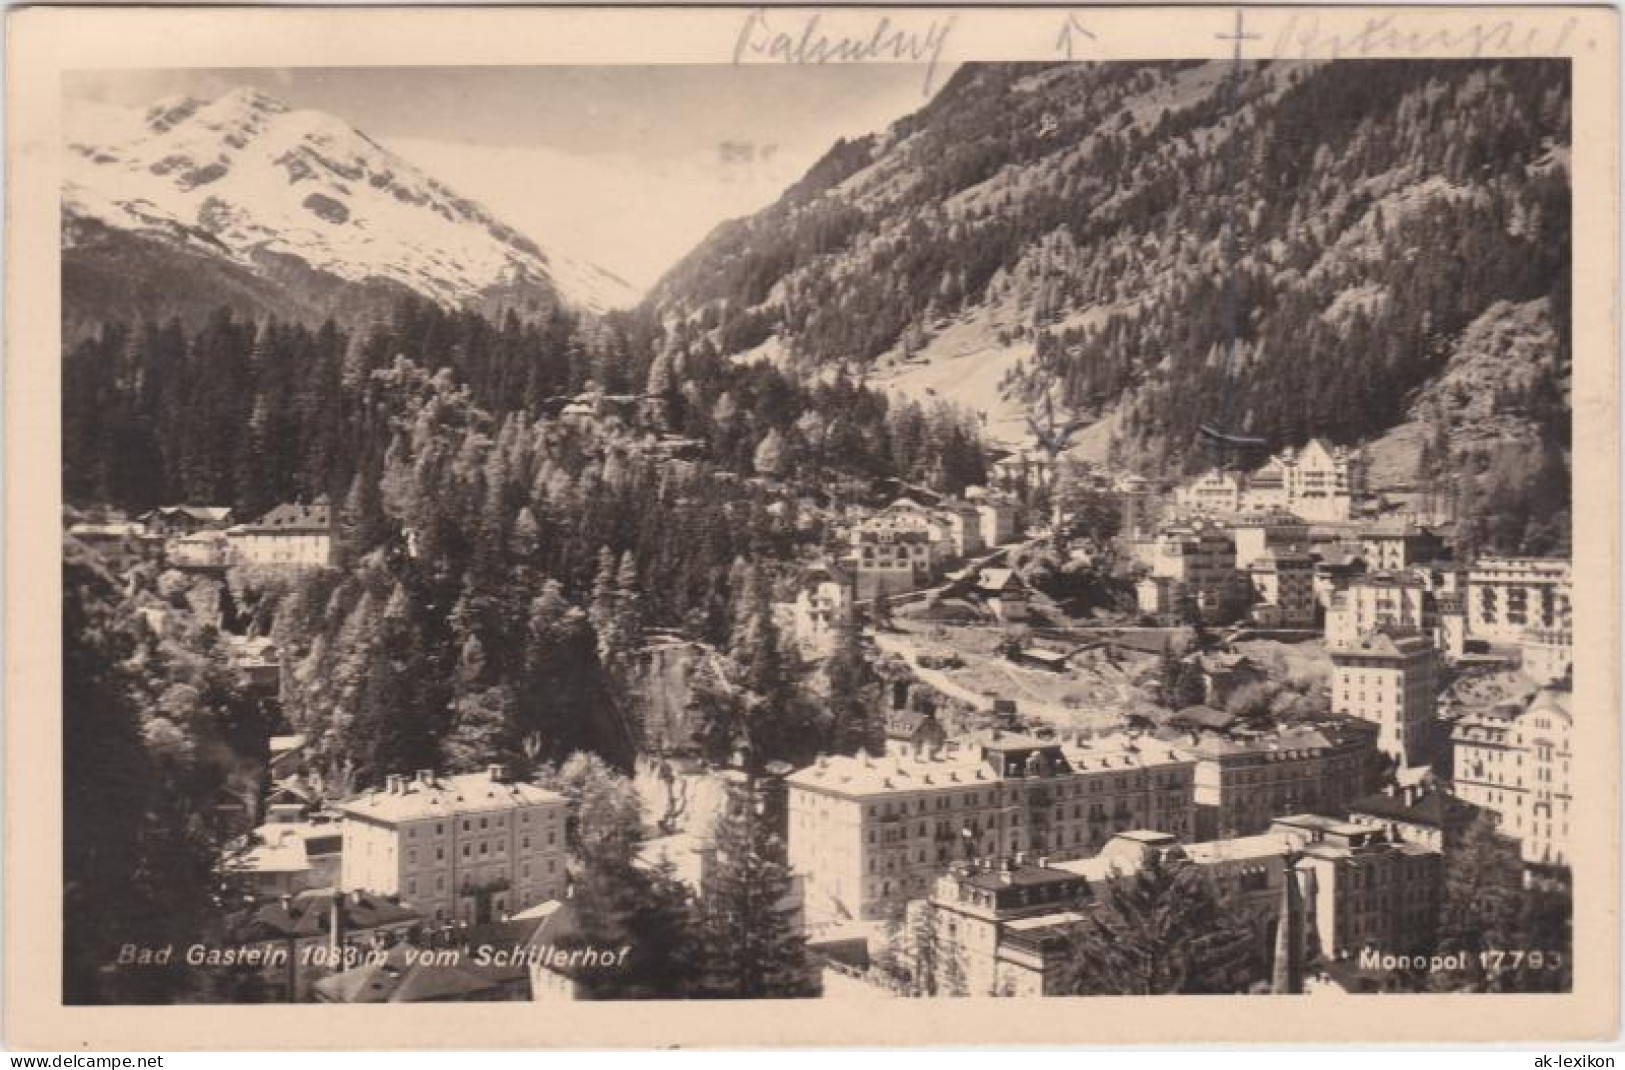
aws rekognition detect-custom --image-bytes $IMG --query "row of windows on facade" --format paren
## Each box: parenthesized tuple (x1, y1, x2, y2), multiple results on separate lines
(403, 860, 558, 899)
(402, 812, 556, 837)
(843, 776, 1182, 816)
(863, 799, 1186, 843)
(1221, 764, 1357, 785)
(399, 831, 557, 865)
(865, 825, 1193, 873)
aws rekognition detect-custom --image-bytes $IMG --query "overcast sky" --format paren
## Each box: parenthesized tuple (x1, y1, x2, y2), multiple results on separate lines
(66, 66, 945, 292)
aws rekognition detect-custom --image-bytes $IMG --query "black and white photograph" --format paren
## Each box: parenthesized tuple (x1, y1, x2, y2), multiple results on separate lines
(11, 2, 1618, 1049)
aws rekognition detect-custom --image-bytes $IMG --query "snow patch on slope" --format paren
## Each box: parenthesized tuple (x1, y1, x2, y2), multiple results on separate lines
(63, 87, 626, 314)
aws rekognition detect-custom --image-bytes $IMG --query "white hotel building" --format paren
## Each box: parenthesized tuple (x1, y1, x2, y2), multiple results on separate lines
(786, 733, 1196, 927)
(339, 767, 569, 925)
(1465, 557, 1572, 643)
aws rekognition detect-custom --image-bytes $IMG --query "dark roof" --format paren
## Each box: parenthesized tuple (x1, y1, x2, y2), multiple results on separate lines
(241, 503, 331, 534)
(800, 560, 853, 587)
(978, 732, 1056, 753)
(1351, 790, 1483, 830)
(228, 888, 420, 942)
(314, 910, 581, 1003)
(143, 505, 233, 522)
(313, 944, 500, 1004)
(1164, 705, 1236, 731)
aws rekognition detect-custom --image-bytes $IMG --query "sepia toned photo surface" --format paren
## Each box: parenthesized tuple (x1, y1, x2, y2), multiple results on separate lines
(6, 4, 1619, 1050)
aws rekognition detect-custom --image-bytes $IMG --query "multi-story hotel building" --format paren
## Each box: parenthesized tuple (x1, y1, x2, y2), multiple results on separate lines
(921, 814, 1440, 994)
(1175, 720, 1380, 841)
(908, 862, 1090, 997)
(1179, 470, 1246, 515)
(1137, 521, 1243, 621)
(227, 502, 335, 570)
(848, 530, 937, 600)
(788, 561, 855, 657)
(1359, 524, 1448, 572)
(1330, 632, 1437, 766)
(1177, 440, 1360, 522)
(1346, 785, 1485, 854)
(339, 767, 569, 925)
(1521, 626, 1573, 686)
(786, 733, 1196, 926)
(1275, 814, 1442, 960)
(1230, 510, 1310, 570)
(1451, 686, 1573, 867)
(1465, 557, 1572, 642)
(1324, 573, 1432, 649)
(1247, 550, 1317, 628)
(1268, 439, 1361, 522)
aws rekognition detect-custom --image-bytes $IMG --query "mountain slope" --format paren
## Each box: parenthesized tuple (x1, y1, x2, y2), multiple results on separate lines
(63, 89, 633, 333)
(648, 61, 1571, 468)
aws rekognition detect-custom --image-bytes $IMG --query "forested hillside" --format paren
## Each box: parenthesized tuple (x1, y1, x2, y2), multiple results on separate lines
(649, 60, 1571, 479)
(64, 298, 975, 781)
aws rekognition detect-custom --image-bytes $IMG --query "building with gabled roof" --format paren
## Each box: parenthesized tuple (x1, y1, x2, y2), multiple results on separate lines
(227, 502, 334, 570)
(223, 886, 423, 1002)
(974, 567, 1029, 622)
(140, 505, 234, 537)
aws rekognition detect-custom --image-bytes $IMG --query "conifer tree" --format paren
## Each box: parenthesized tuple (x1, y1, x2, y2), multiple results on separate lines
(612, 551, 645, 668)
(345, 582, 442, 784)
(63, 540, 226, 1004)
(697, 784, 820, 999)
(1429, 815, 1552, 991)
(825, 609, 882, 756)
(556, 853, 706, 1000)
(1059, 850, 1265, 995)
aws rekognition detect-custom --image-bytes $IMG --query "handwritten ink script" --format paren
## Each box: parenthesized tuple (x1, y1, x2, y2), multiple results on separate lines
(1055, 13, 1096, 61)
(733, 9, 957, 95)
(1272, 12, 1579, 59)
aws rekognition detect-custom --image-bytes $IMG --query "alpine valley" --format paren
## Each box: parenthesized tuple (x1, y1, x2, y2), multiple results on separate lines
(647, 60, 1571, 503)
(57, 58, 1581, 1009)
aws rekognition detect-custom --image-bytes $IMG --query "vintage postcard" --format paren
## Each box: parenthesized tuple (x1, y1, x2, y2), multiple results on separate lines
(4, 3, 1619, 1051)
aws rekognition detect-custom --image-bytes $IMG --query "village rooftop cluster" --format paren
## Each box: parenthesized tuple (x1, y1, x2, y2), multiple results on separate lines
(66, 424, 1573, 1001)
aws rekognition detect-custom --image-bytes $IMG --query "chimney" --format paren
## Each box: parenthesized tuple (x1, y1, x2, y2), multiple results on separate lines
(488, 764, 507, 783)
(416, 769, 434, 788)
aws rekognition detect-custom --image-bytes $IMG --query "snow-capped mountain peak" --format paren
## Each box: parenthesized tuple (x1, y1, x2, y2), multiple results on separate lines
(64, 88, 635, 314)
